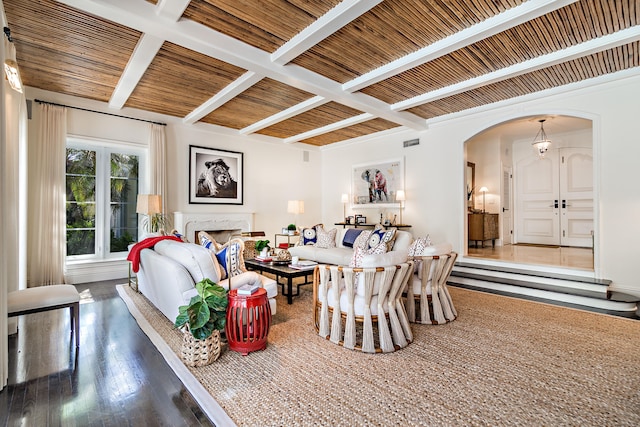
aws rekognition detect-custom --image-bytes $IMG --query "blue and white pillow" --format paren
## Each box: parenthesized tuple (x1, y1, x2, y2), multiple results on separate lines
(215, 239, 245, 280)
(299, 224, 323, 246)
(366, 226, 397, 251)
(199, 232, 245, 279)
(342, 228, 364, 248)
(198, 231, 219, 250)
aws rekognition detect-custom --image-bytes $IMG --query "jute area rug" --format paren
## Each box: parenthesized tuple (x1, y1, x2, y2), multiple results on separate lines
(117, 284, 640, 427)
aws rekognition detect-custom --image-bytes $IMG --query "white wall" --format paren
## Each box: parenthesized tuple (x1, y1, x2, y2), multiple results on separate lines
(25, 87, 322, 283)
(24, 71, 640, 296)
(321, 71, 640, 297)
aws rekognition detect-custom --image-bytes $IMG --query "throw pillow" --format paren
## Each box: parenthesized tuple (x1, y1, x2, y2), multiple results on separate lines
(349, 241, 388, 268)
(316, 226, 337, 249)
(298, 224, 323, 246)
(366, 225, 397, 251)
(214, 238, 246, 280)
(408, 235, 432, 279)
(198, 231, 221, 251)
(408, 235, 432, 256)
(352, 229, 372, 251)
(341, 228, 364, 248)
(169, 229, 188, 242)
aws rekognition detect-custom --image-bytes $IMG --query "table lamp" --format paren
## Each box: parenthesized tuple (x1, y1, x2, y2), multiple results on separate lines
(396, 190, 405, 225)
(479, 187, 488, 213)
(341, 193, 349, 220)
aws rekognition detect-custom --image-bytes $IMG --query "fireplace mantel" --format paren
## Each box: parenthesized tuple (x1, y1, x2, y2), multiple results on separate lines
(173, 212, 255, 243)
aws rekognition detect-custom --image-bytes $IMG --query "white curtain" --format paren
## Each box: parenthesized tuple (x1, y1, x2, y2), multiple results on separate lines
(1, 36, 27, 390)
(26, 103, 67, 286)
(149, 123, 167, 217)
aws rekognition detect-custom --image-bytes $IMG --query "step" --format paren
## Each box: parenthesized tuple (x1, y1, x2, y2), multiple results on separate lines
(450, 263, 638, 313)
(452, 264, 608, 300)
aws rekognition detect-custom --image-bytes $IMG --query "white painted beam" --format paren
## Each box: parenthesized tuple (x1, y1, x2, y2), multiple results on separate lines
(271, 0, 382, 65)
(109, 34, 164, 109)
(57, 0, 428, 131)
(183, 72, 264, 124)
(108, 0, 190, 109)
(240, 96, 328, 134)
(155, 0, 191, 21)
(284, 113, 374, 143)
(343, 0, 579, 92)
(392, 26, 640, 111)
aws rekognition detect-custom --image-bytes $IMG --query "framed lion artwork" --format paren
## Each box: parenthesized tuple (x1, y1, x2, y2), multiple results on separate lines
(189, 145, 243, 204)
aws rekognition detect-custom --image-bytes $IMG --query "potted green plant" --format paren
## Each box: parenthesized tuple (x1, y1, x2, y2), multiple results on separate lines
(287, 224, 297, 235)
(255, 239, 270, 257)
(174, 278, 228, 367)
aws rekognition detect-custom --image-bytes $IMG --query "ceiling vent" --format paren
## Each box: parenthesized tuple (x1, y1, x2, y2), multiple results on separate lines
(403, 138, 419, 148)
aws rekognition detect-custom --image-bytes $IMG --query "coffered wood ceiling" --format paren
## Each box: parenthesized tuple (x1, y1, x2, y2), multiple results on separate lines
(3, 0, 639, 146)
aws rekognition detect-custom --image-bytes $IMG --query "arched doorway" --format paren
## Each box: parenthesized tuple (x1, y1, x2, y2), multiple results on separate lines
(464, 115, 594, 271)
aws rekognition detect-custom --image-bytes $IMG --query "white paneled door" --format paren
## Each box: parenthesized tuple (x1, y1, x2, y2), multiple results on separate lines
(515, 148, 593, 247)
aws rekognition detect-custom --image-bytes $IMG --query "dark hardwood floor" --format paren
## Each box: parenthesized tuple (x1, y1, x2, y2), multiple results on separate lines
(0, 280, 213, 427)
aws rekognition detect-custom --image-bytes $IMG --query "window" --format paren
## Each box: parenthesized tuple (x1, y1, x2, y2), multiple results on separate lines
(66, 138, 145, 260)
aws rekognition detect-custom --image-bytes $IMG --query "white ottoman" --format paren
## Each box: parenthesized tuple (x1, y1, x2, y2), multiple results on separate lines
(8, 284, 80, 347)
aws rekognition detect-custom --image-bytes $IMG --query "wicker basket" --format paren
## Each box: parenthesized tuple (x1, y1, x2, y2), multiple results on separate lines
(243, 240, 258, 260)
(180, 325, 222, 367)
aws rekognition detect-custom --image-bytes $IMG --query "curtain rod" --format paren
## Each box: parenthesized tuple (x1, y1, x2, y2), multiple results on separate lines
(33, 99, 167, 126)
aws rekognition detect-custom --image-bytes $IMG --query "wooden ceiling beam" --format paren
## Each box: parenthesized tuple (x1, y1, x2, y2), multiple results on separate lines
(284, 113, 374, 143)
(343, 0, 579, 93)
(57, 0, 428, 131)
(391, 25, 640, 111)
(240, 95, 328, 135)
(183, 71, 264, 124)
(271, 0, 382, 65)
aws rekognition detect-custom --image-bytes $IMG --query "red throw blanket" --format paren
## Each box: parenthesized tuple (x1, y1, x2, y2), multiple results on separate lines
(127, 235, 183, 273)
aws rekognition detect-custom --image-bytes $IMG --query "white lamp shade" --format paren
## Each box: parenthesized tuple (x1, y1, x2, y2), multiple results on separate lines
(136, 194, 162, 215)
(396, 190, 405, 201)
(341, 193, 349, 203)
(479, 187, 488, 193)
(287, 200, 305, 215)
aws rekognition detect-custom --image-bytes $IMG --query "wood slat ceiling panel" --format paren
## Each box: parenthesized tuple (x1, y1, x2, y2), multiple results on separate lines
(257, 102, 363, 138)
(406, 42, 640, 120)
(183, 0, 341, 53)
(300, 118, 400, 146)
(125, 42, 246, 118)
(291, 0, 525, 83)
(362, 0, 639, 104)
(4, 0, 141, 103)
(199, 78, 315, 128)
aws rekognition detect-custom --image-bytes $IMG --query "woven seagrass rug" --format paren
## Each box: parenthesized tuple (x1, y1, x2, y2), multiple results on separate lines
(116, 284, 640, 426)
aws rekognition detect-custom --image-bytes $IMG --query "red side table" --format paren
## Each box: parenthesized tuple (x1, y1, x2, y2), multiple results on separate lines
(225, 288, 271, 355)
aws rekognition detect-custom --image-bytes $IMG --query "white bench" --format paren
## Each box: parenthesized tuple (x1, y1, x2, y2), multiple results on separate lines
(8, 284, 80, 347)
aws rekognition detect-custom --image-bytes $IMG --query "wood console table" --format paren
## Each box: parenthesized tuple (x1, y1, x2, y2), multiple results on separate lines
(335, 222, 412, 229)
(468, 213, 499, 247)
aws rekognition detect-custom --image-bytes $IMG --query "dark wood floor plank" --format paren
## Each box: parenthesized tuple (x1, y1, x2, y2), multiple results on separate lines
(0, 280, 214, 426)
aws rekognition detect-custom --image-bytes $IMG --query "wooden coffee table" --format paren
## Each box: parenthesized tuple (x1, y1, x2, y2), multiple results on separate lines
(244, 259, 315, 304)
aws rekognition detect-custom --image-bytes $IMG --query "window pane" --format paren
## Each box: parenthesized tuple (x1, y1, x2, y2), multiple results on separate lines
(66, 202, 96, 228)
(66, 148, 96, 175)
(111, 153, 138, 178)
(66, 176, 96, 202)
(67, 229, 95, 256)
(110, 152, 139, 253)
(66, 147, 97, 257)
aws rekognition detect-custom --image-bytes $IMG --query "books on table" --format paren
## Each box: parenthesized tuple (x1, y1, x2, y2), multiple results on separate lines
(288, 260, 318, 270)
(254, 255, 272, 262)
(237, 283, 260, 295)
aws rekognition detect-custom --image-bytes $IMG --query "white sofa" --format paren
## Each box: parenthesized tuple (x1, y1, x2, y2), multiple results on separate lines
(288, 227, 413, 266)
(136, 239, 277, 322)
